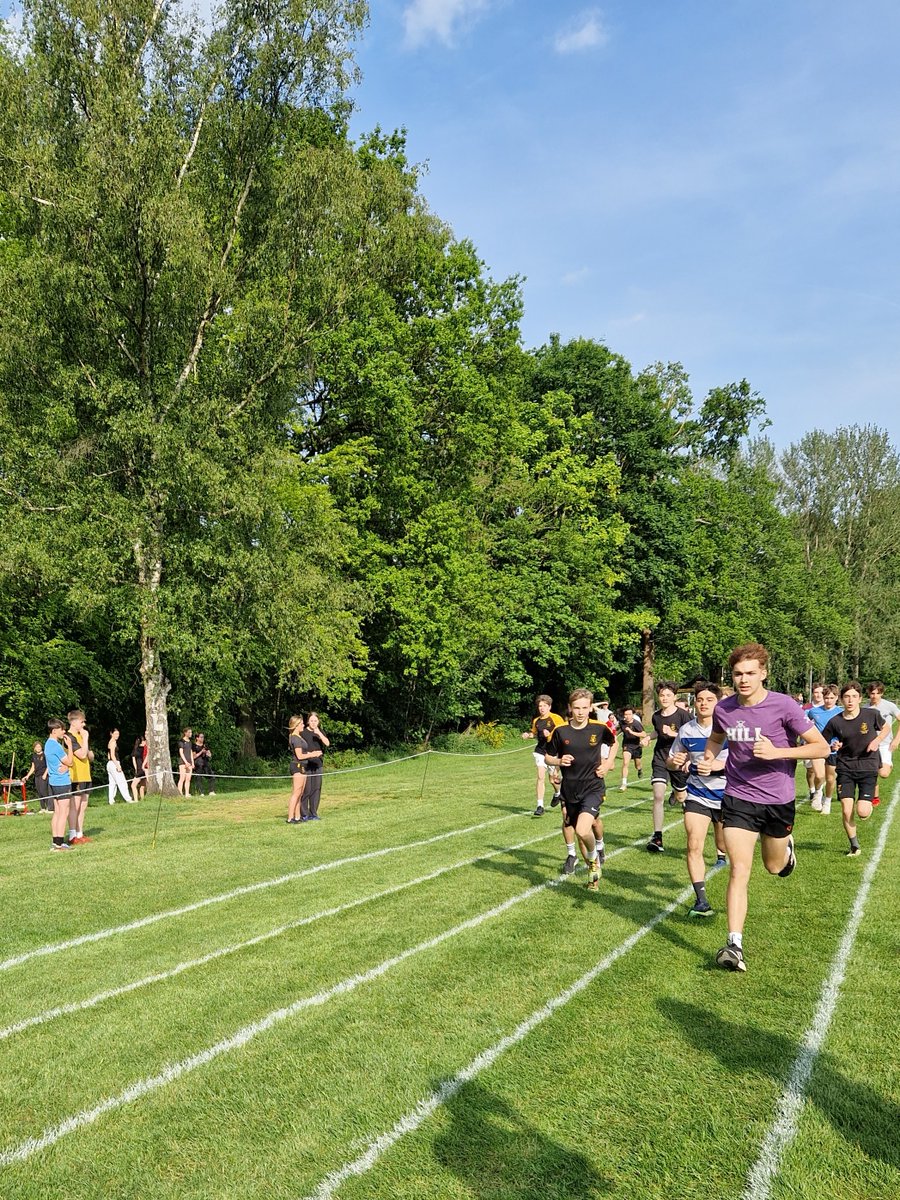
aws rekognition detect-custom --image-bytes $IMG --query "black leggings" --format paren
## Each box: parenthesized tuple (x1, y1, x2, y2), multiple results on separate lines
(304, 771, 322, 818)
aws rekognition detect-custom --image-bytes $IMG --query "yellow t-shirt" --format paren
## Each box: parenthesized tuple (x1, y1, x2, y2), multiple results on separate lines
(68, 730, 92, 784)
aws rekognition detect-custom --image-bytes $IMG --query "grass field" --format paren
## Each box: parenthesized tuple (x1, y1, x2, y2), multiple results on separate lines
(1, 747, 898, 1200)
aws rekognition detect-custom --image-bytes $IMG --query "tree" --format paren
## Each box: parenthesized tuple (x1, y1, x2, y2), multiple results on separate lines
(0, 0, 371, 786)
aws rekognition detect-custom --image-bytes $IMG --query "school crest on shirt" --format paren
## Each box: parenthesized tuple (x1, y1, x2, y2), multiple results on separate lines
(860, 722, 868, 734)
(589, 734, 598, 746)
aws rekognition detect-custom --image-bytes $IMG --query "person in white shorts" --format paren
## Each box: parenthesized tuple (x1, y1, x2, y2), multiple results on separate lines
(521, 695, 565, 817)
(866, 682, 900, 805)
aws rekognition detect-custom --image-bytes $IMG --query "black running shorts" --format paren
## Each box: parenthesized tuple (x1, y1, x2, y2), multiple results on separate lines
(836, 768, 877, 803)
(651, 751, 687, 791)
(683, 796, 723, 822)
(721, 794, 795, 838)
(561, 782, 606, 826)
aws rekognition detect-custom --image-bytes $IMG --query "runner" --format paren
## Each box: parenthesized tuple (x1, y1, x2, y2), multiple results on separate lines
(865, 682, 900, 806)
(702, 643, 829, 972)
(640, 682, 691, 853)
(822, 683, 884, 857)
(67, 709, 93, 844)
(545, 689, 617, 890)
(806, 685, 842, 813)
(804, 682, 826, 802)
(667, 682, 729, 917)
(618, 705, 644, 790)
(520, 695, 565, 817)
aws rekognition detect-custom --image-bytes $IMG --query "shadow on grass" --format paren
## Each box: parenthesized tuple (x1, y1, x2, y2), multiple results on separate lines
(434, 1079, 610, 1198)
(658, 998, 900, 1170)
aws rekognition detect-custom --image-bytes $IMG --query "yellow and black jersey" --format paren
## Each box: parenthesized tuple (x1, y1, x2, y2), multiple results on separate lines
(530, 712, 565, 754)
(68, 730, 91, 784)
(547, 720, 616, 789)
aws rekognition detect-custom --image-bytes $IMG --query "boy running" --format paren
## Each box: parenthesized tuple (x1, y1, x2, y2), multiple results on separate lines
(865, 682, 900, 806)
(807, 685, 842, 813)
(823, 683, 883, 857)
(521, 696, 565, 817)
(618, 706, 644, 790)
(703, 643, 828, 972)
(545, 689, 617, 891)
(667, 682, 729, 917)
(640, 682, 691, 852)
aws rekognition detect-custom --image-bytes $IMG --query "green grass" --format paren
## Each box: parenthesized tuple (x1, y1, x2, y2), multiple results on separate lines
(0, 750, 897, 1199)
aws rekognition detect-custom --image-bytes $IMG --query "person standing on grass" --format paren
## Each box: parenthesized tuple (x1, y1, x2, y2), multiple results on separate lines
(667, 682, 729, 918)
(864, 681, 900, 806)
(176, 728, 194, 797)
(192, 733, 216, 796)
(286, 715, 321, 824)
(822, 683, 884, 858)
(23, 741, 51, 811)
(44, 719, 74, 851)
(302, 713, 329, 821)
(618, 705, 644, 790)
(545, 689, 617, 891)
(131, 733, 148, 801)
(521, 695, 566, 817)
(106, 729, 132, 804)
(640, 682, 692, 853)
(703, 643, 829, 973)
(67, 709, 93, 844)
(806, 685, 842, 812)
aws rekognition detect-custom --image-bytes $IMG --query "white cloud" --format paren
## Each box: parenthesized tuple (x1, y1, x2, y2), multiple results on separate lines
(403, 0, 494, 49)
(561, 267, 592, 286)
(554, 9, 608, 55)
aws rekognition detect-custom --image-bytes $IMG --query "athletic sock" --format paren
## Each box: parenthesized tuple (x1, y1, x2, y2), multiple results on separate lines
(849, 836, 860, 850)
(653, 830, 663, 842)
(693, 881, 707, 902)
(596, 838, 605, 853)
(728, 932, 743, 949)
(566, 844, 576, 858)
(52, 836, 64, 846)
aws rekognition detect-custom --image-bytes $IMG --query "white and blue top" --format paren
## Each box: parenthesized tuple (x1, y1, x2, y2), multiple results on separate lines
(669, 719, 727, 810)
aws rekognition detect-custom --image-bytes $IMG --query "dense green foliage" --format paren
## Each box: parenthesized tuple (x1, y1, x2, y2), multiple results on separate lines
(1, 2, 898, 771)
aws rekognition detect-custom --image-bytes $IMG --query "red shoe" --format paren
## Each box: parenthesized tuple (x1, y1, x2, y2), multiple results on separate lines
(70, 836, 89, 845)
(872, 796, 880, 806)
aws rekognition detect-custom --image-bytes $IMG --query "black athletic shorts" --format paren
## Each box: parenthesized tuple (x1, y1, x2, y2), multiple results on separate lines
(622, 742, 643, 760)
(561, 781, 606, 826)
(70, 781, 91, 795)
(683, 796, 723, 822)
(721, 794, 794, 838)
(836, 768, 878, 803)
(651, 751, 687, 791)
(826, 752, 838, 767)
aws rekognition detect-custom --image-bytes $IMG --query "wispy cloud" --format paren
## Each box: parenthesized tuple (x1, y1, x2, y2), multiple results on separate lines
(403, 0, 494, 49)
(554, 9, 608, 55)
(561, 267, 592, 286)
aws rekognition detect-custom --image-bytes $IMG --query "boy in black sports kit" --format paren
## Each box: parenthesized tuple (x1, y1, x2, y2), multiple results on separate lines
(641, 682, 691, 852)
(822, 682, 884, 857)
(545, 689, 617, 891)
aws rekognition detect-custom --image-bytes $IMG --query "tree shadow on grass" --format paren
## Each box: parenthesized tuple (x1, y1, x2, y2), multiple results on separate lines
(658, 998, 900, 1171)
(433, 1078, 611, 1199)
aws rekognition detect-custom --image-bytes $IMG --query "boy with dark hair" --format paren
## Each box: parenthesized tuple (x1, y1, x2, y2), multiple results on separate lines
(618, 705, 644, 790)
(865, 682, 900, 806)
(521, 695, 565, 817)
(640, 681, 691, 853)
(823, 683, 884, 857)
(703, 643, 829, 972)
(668, 682, 728, 917)
(45, 719, 74, 851)
(545, 689, 617, 891)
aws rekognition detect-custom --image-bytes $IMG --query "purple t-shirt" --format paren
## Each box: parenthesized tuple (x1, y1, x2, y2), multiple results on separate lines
(712, 691, 815, 806)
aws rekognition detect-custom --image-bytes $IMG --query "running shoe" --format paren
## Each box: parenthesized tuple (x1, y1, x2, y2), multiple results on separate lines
(561, 855, 577, 876)
(714, 854, 728, 867)
(688, 898, 715, 918)
(821, 799, 832, 815)
(872, 796, 881, 806)
(777, 835, 796, 878)
(586, 859, 601, 891)
(810, 794, 823, 812)
(846, 845, 861, 857)
(715, 942, 746, 972)
(596, 844, 606, 867)
(646, 837, 664, 854)
(667, 791, 679, 807)
(533, 805, 544, 817)
(550, 793, 561, 808)
(618, 783, 627, 791)
(50, 842, 71, 851)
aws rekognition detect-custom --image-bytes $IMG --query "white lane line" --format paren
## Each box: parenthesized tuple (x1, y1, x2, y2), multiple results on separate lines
(0, 796, 650, 975)
(302, 880, 698, 1199)
(743, 783, 900, 1200)
(0, 816, 672, 1167)
(0, 813, 523, 973)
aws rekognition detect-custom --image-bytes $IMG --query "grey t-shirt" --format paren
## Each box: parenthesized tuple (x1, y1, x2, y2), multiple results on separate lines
(871, 698, 900, 747)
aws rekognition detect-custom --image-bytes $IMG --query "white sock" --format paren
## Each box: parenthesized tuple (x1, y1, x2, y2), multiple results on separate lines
(596, 838, 605, 853)
(566, 844, 576, 857)
(728, 931, 743, 949)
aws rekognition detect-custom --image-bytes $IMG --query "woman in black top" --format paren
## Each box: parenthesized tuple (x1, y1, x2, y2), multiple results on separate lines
(23, 741, 51, 810)
(177, 727, 194, 797)
(131, 734, 148, 801)
(192, 733, 216, 796)
(287, 715, 310, 824)
(302, 713, 329, 821)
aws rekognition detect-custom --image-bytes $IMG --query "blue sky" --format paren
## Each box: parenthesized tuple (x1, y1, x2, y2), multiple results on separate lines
(3, 1, 899, 450)
(349, 1, 900, 449)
